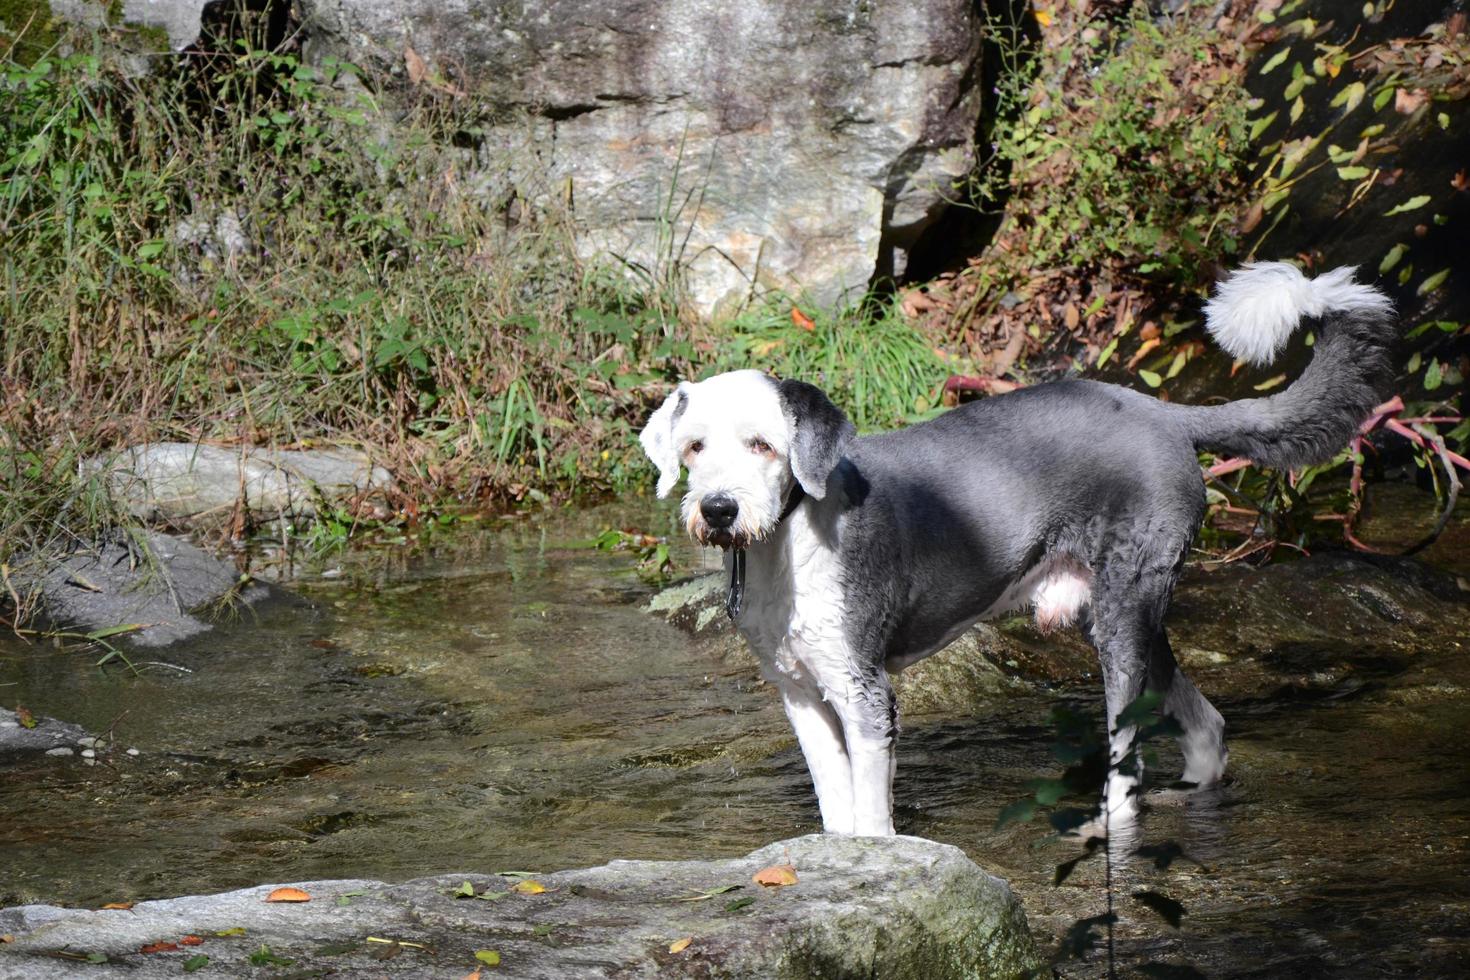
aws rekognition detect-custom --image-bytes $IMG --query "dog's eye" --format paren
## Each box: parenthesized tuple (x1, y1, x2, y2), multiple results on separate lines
(749, 438, 774, 455)
(687, 440, 704, 455)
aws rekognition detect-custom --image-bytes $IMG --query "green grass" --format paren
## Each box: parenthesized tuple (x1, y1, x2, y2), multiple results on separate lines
(0, 26, 694, 583)
(0, 18, 955, 618)
(712, 300, 950, 431)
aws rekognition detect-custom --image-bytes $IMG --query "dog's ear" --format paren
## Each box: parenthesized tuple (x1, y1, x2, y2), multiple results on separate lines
(778, 379, 854, 500)
(639, 383, 690, 498)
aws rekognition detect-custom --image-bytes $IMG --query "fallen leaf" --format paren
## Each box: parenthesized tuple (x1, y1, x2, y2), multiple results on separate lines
(1063, 302, 1080, 330)
(510, 880, 547, 895)
(475, 949, 502, 966)
(405, 46, 428, 87)
(462, 970, 483, 980)
(100, 902, 134, 910)
(183, 954, 209, 972)
(677, 884, 743, 902)
(215, 927, 247, 937)
(1452, 169, 1468, 192)
(1253, 373, 1289, 391)
(790, 308, 815, 331)
(1034, 8, 1052, 28)
(1394, 87, 1429, 114)
(669, 937, 692, 954)
(15, 706, 36, 729)
(1126, 337, 1161, 369)
(140, 941, 180, 955)
(752, 864, 798, 887)
(1, 935, 13, 943)
(179, 935, 204, 946)
(265, 887, 311, 903)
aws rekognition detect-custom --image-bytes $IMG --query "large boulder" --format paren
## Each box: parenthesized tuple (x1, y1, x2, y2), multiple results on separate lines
(299, 0, 984, 317)
(0, 834, 1039, 978)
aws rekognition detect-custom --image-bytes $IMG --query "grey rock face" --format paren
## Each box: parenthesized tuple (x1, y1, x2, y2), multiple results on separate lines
(87, 443, 393, 523)
(0, 835, 1039, 978)
(119, 0, 207, 50)
(301, 0, 983, 316)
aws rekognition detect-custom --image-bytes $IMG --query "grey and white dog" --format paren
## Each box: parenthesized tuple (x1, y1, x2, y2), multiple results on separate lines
(639, 262, 1395, 835)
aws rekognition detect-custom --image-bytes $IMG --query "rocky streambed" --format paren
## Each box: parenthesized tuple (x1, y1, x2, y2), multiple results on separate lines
(2, 496, 1468, 977)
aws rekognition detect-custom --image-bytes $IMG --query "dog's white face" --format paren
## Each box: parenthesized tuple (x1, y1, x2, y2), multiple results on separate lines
(639, 370, 795, 549)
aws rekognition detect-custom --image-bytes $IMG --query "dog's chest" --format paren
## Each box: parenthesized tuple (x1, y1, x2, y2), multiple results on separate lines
(733, 516, 850, 685)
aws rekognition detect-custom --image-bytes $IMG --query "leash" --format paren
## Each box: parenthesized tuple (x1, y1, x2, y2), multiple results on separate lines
(726, 485, 806, 620)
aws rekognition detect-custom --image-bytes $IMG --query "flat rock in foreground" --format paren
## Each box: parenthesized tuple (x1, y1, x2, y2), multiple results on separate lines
(0, 835, 1039, 979)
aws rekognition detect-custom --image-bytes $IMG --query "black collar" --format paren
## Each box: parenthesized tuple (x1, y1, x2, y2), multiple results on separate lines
(726, 485, 807, 620)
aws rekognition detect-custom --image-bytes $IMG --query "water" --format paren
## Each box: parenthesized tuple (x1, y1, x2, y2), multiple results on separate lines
(3, 498, 1468, 977)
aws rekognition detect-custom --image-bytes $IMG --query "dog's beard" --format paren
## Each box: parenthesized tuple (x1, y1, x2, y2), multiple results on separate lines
(684, 500, 774, 551)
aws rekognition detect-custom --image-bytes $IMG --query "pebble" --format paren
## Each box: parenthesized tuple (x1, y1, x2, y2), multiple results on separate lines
(80, 748, 96, 759)
(127, 747, 140, 756)
(0, 720, 18, 729)
(78, 736, 107, 749)
(45, 747, 74, 757)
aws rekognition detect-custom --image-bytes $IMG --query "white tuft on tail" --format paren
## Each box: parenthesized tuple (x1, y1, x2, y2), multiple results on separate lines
(1203, 262, 1393, 367)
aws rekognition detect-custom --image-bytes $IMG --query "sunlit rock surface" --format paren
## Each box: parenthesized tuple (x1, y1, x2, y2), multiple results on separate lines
(298, 0, 983, 316)
(87, 443, 393, 523)
(0, 835, 1039, 979)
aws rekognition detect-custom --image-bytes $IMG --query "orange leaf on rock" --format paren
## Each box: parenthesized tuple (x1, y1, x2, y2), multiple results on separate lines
(265, 887, 311, 903)
(790, 308, 815, 332)
(100, 902, 134, 910)
(510, 880, 547, 895)
(179, 936, 204, 946)
(140, 942, 180, 954)
(668, 937, 692, 954)
(752, 864, 798, 887)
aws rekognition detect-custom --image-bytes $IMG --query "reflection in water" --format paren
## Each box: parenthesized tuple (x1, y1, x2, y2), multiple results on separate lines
(1, 499, 1467, 977)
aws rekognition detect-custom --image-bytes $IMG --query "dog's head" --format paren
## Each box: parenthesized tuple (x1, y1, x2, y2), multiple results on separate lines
(639, 370, 854, 548)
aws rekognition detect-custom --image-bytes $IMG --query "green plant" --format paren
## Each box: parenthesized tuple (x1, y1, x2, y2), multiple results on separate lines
(587, 528, 673, 583)
(0, 13, 693, 614)
(994, 4, 1250, 280)
(712, 299, 950, 431)
(998, 692, 1205, 977)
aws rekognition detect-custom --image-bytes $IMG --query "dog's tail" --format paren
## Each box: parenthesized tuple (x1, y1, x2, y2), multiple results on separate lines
(1180, 262, 1396, 470)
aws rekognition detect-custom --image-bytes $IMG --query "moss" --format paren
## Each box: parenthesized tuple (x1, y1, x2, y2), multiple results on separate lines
(0, 0, 59, 64)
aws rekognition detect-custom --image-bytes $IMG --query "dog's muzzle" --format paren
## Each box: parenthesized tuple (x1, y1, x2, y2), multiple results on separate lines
(700, 493, 741, 549)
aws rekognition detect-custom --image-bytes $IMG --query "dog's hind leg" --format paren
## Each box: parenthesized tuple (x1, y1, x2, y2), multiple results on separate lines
(1085, 549, 1186, 826)
(1147, 630, 1227, 787)
(778, 680, 855, 834)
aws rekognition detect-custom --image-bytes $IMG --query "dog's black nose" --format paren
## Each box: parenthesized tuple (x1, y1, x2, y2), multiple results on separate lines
(700, 494, 739, 530)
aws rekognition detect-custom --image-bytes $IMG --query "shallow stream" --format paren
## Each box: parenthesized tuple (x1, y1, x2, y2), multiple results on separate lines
(2, 495, 1467, 977)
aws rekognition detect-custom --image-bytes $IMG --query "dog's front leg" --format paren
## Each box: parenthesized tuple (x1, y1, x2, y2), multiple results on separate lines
(842, 720, 896, 835)
(778, 681, 855, 834)
(834, 674, 898, 836)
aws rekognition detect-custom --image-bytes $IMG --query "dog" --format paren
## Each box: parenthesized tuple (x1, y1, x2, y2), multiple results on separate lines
(639, 262, 1395, 835)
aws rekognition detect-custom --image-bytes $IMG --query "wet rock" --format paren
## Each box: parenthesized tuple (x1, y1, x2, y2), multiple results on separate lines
(0, 835, 1039, 979)
(0, 709, 90, 758)
(1169, 552, 1470, 701)
(87, 443, 393, 523)
(299, 0, 983, 317)
(24, 530, 272, 648)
